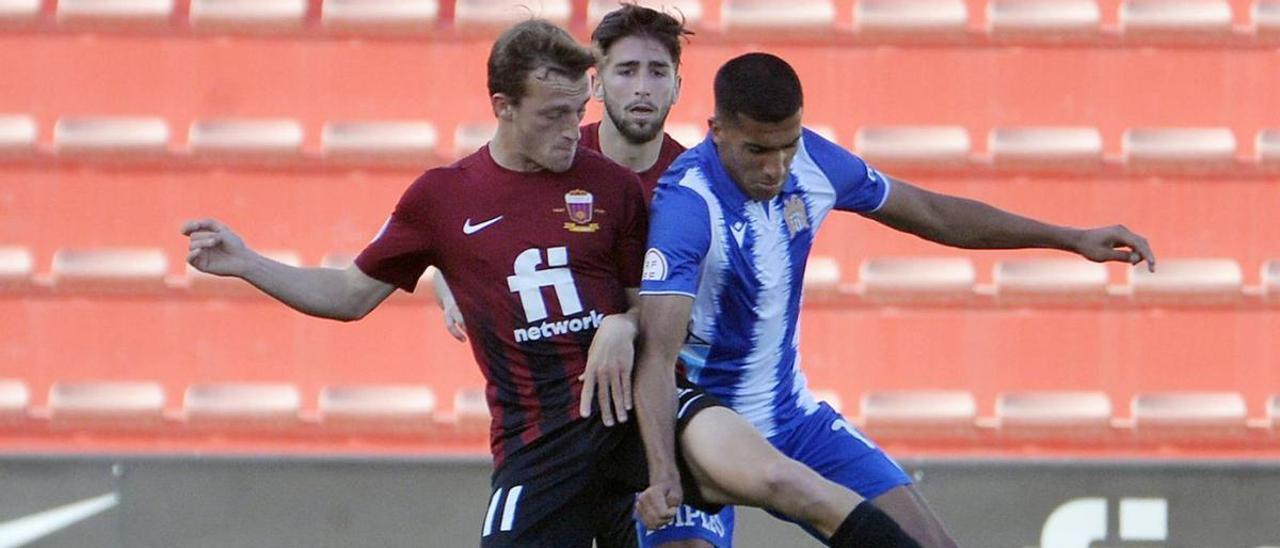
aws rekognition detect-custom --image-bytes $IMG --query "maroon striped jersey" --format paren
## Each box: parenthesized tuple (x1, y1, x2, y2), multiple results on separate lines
(355, 145, 648, 464)
(577, 121, 687, 203)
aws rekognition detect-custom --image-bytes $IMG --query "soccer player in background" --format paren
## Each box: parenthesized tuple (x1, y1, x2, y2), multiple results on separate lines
(634, 52, 1157, 547)
(185, 20, 921, 548)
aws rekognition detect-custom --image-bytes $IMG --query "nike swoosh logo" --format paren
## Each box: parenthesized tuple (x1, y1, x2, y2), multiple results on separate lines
(0, 492, 119, 548)
(463, 216, 504, 235)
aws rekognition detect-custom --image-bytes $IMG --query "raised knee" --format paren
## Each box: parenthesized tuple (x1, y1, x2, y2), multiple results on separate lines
(761, 460, 815, 501)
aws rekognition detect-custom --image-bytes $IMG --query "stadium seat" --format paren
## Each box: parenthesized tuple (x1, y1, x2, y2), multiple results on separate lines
(48, 381, 166, 426)
(0, 0, 41, 25)
(860, 390, 977, 439)
(0, 379, 29, 423)
(1128, 258, 1243, 304)
(987, 0, 1100, 38)
(988, 127, 1104, 172)
(454, 0, 570, 29)
(1131, 391, 1248, 439)
(1264, 260, 1279, 300)
(190, 0, 307, 32)
(318, 384, 437, 433)
(993, 259, 1109, 303)
(722, 0, 835, 34)
(803, 255, 842, 296)
(1258, 0, 1280, 37)
(1122, 127, 1237, 173)
(1119, 0, 1234, 40)
(0, 246, 34, 292)
(183, 383, 301, 428)
(858, 257, 975, 303)
(187, 249, 300, 297)
(854, 126, 971, 170)
(53, 116, 170, 161)
(453, 387, 489, 436)
(587, 0, 702, 27)
(321, 120, 438, 168)
(453, 122, 495, 159)
(57, 0, 174, 27)
(0, 114, 36, 159)
(320, 0, 438, 34)
(996, 391, 1113, 438)
(854, 0, 968, 38)
(1269, 394, 1280, 428)
(1258, 129, 1280, 169)
(50, 248, 169, 295)
(666, 123, 704, 149)
(188, 119, 304, 165)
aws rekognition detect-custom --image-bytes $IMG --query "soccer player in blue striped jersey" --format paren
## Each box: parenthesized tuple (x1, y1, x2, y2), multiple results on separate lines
(633, 53, 1156, 547)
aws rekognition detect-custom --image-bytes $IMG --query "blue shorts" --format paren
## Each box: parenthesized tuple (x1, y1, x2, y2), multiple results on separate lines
(638, 401, 911, 546)
(636, 504, 735, 547)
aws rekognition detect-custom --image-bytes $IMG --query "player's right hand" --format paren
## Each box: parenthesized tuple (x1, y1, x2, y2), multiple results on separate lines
(636, 479, 682, 530)
(181, 218, 253, 278)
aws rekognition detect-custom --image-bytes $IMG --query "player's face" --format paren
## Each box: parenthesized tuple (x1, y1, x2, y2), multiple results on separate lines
(594, 36, 681, 145)
(710, 110, 804, 201)
(506, 69, 590, 173)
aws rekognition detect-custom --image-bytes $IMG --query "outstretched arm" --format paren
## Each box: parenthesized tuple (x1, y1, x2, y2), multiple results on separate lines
(864, 177, 1157, 271)
(633, 293, 694, 529)
(183, 218, 396, 321)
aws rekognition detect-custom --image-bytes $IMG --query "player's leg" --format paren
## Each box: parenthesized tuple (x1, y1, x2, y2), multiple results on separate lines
(781, 401, 958, 548)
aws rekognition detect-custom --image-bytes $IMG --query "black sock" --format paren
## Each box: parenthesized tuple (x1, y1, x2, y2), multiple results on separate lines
(828, 501, 923, 548)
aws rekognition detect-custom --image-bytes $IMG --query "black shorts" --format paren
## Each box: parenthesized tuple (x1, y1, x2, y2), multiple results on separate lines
(479, 375, 727, 548)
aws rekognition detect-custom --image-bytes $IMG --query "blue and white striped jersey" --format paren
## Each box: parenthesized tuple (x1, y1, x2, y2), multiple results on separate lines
(639, 128, 891, 437)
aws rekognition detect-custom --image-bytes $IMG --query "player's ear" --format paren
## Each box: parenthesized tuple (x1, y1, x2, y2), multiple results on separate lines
(589, 70, 604, 103)
(671, 73, 682, 106)
(708, 116, 723, 145)
(491, 93, 515, 121)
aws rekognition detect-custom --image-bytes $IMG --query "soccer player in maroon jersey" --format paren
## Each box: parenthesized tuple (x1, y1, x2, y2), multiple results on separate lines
(184, 18, 919, 548)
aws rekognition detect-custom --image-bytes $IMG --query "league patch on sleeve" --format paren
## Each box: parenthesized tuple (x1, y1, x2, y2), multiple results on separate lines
(642, 248, 669, 282)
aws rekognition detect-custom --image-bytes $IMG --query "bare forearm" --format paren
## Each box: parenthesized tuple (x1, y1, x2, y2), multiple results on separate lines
(240, 255, 380, 321)
(927, 195, 1083, 251)
(634, 348, 678, 483)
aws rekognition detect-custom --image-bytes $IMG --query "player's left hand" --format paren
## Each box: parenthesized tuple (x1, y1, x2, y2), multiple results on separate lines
(1073, 225, 1157, 272)
(580, 314, 636, 427)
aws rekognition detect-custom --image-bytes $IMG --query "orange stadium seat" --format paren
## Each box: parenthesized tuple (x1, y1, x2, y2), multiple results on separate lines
(854, 0, 969, 39)
(996, 391, 1113, 439)
(48, 381, 166, 427)
(855, 126, 971, 171)
(52, 116, 170, 162)
(183, 382, 301, 428)
(1128, 258, 1243, 304)
(0, 114, 37, 159)
(0, 0, 41, 25)
(188, 118, 304, 165)
(587, 0, 703, 27)
(721, 0, 836, 34)
(453, 387, 489, 436)
(321, 120, 438, 168)
(318, 384, 437, 434)
(857, 257, 975, 303)
(320, 0, 439, 34)
(1258, 0, 1280, 36)
(993, 259, 1109, 304)
(1262, 260, 1279, 300)
(50, 247, 169, 295)
(1122, 127, 1237, 174)
(0, 379, 30, 424)
(1119, 0, 1234, 40)
(860, 390, 978, 440)
(56, 0, 174, 28)
(803, 255, 842, 296)
(453, 122, 496, 159)
(988, 127, 1104, 173)
(189, 0, 308, 33)
(665, 123, 704, 149)
(987, 0, 1101, 39)
(0, 246, 34, 292)
(454, 0, 571, 30)
(1257, 128, 1280, 168)
(1131, 391, 1249, 440)
(186, 249, 300, 297)
(1269, 394, 1280, 428)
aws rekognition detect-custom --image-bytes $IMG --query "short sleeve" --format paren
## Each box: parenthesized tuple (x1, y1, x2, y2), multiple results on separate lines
(614, 174, 650, 289)
(354, 175, 435, 292)
(803, 130, 892, 213)
(639, 183, 711, 297)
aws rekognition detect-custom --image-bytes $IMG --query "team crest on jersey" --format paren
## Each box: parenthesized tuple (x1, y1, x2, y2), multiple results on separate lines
(562, 189, 601, 233)
(783, 195, 810, 237)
